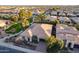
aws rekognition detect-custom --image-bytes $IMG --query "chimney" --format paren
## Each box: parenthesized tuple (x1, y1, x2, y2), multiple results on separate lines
(51, 24, 56, 37)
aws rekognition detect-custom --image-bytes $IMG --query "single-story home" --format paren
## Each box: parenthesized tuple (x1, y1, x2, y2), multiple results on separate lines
(56, 24, 79, 48)
(46, 15, 57, 21)
(58, 17, 71, 24)
(20, 23, 52, 42)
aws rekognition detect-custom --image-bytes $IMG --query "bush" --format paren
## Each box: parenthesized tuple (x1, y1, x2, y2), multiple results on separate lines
(2, 15, 11, 20)
(46, 36, 64, 53)
(51, 20, 60, 25)
(74, 24, 79, 30)
(47, 41, 61, 53)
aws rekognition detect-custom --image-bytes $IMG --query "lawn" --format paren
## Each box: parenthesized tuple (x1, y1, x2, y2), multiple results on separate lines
(5, 22, 23, 34)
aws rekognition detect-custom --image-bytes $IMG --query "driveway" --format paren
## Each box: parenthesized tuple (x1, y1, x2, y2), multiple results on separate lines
(35, 41, 47, 52)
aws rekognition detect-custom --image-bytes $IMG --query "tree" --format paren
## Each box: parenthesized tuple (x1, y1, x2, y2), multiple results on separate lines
(26, 10, 32, 18)
(46, 36, 64, 53)
(34, 13, 46, 21)
(18, 9, 32, 28)
(19, 9, 32, 21)
(22, 18, 29, 28)
(18, 9, 27, 20)
(11, 15, 19, 22)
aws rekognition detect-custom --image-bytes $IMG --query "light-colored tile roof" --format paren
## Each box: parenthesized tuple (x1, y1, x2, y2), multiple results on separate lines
(20, 23, 52, 39)
(56, 24, 79, 44)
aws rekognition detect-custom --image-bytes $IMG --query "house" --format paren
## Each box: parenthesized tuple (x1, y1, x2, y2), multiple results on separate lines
(59, 11, 66, 16)
(20, 23, 52, 41)
(46, 15, 57, 21)
(56, 24, 79, 49)
(32, 9, 41, 15)
(51, 11, 57, 15)
(0, 20, 11, 27)
(0, 9, 18, 14)
(69, 17, 79, 24)
(58, 17, 71, 24)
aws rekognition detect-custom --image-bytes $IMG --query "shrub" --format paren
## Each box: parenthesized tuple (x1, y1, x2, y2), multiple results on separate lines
(3, 15, 11, 20)
(74, 24, 79, 31)
(46, 36, 64, 53)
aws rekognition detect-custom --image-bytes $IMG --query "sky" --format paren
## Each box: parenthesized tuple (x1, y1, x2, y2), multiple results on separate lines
(0, 0, 79, 5)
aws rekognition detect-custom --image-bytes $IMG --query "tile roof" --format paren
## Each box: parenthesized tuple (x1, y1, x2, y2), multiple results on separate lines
(20, 23, 52, 39)
(56, 24, 79, 44)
